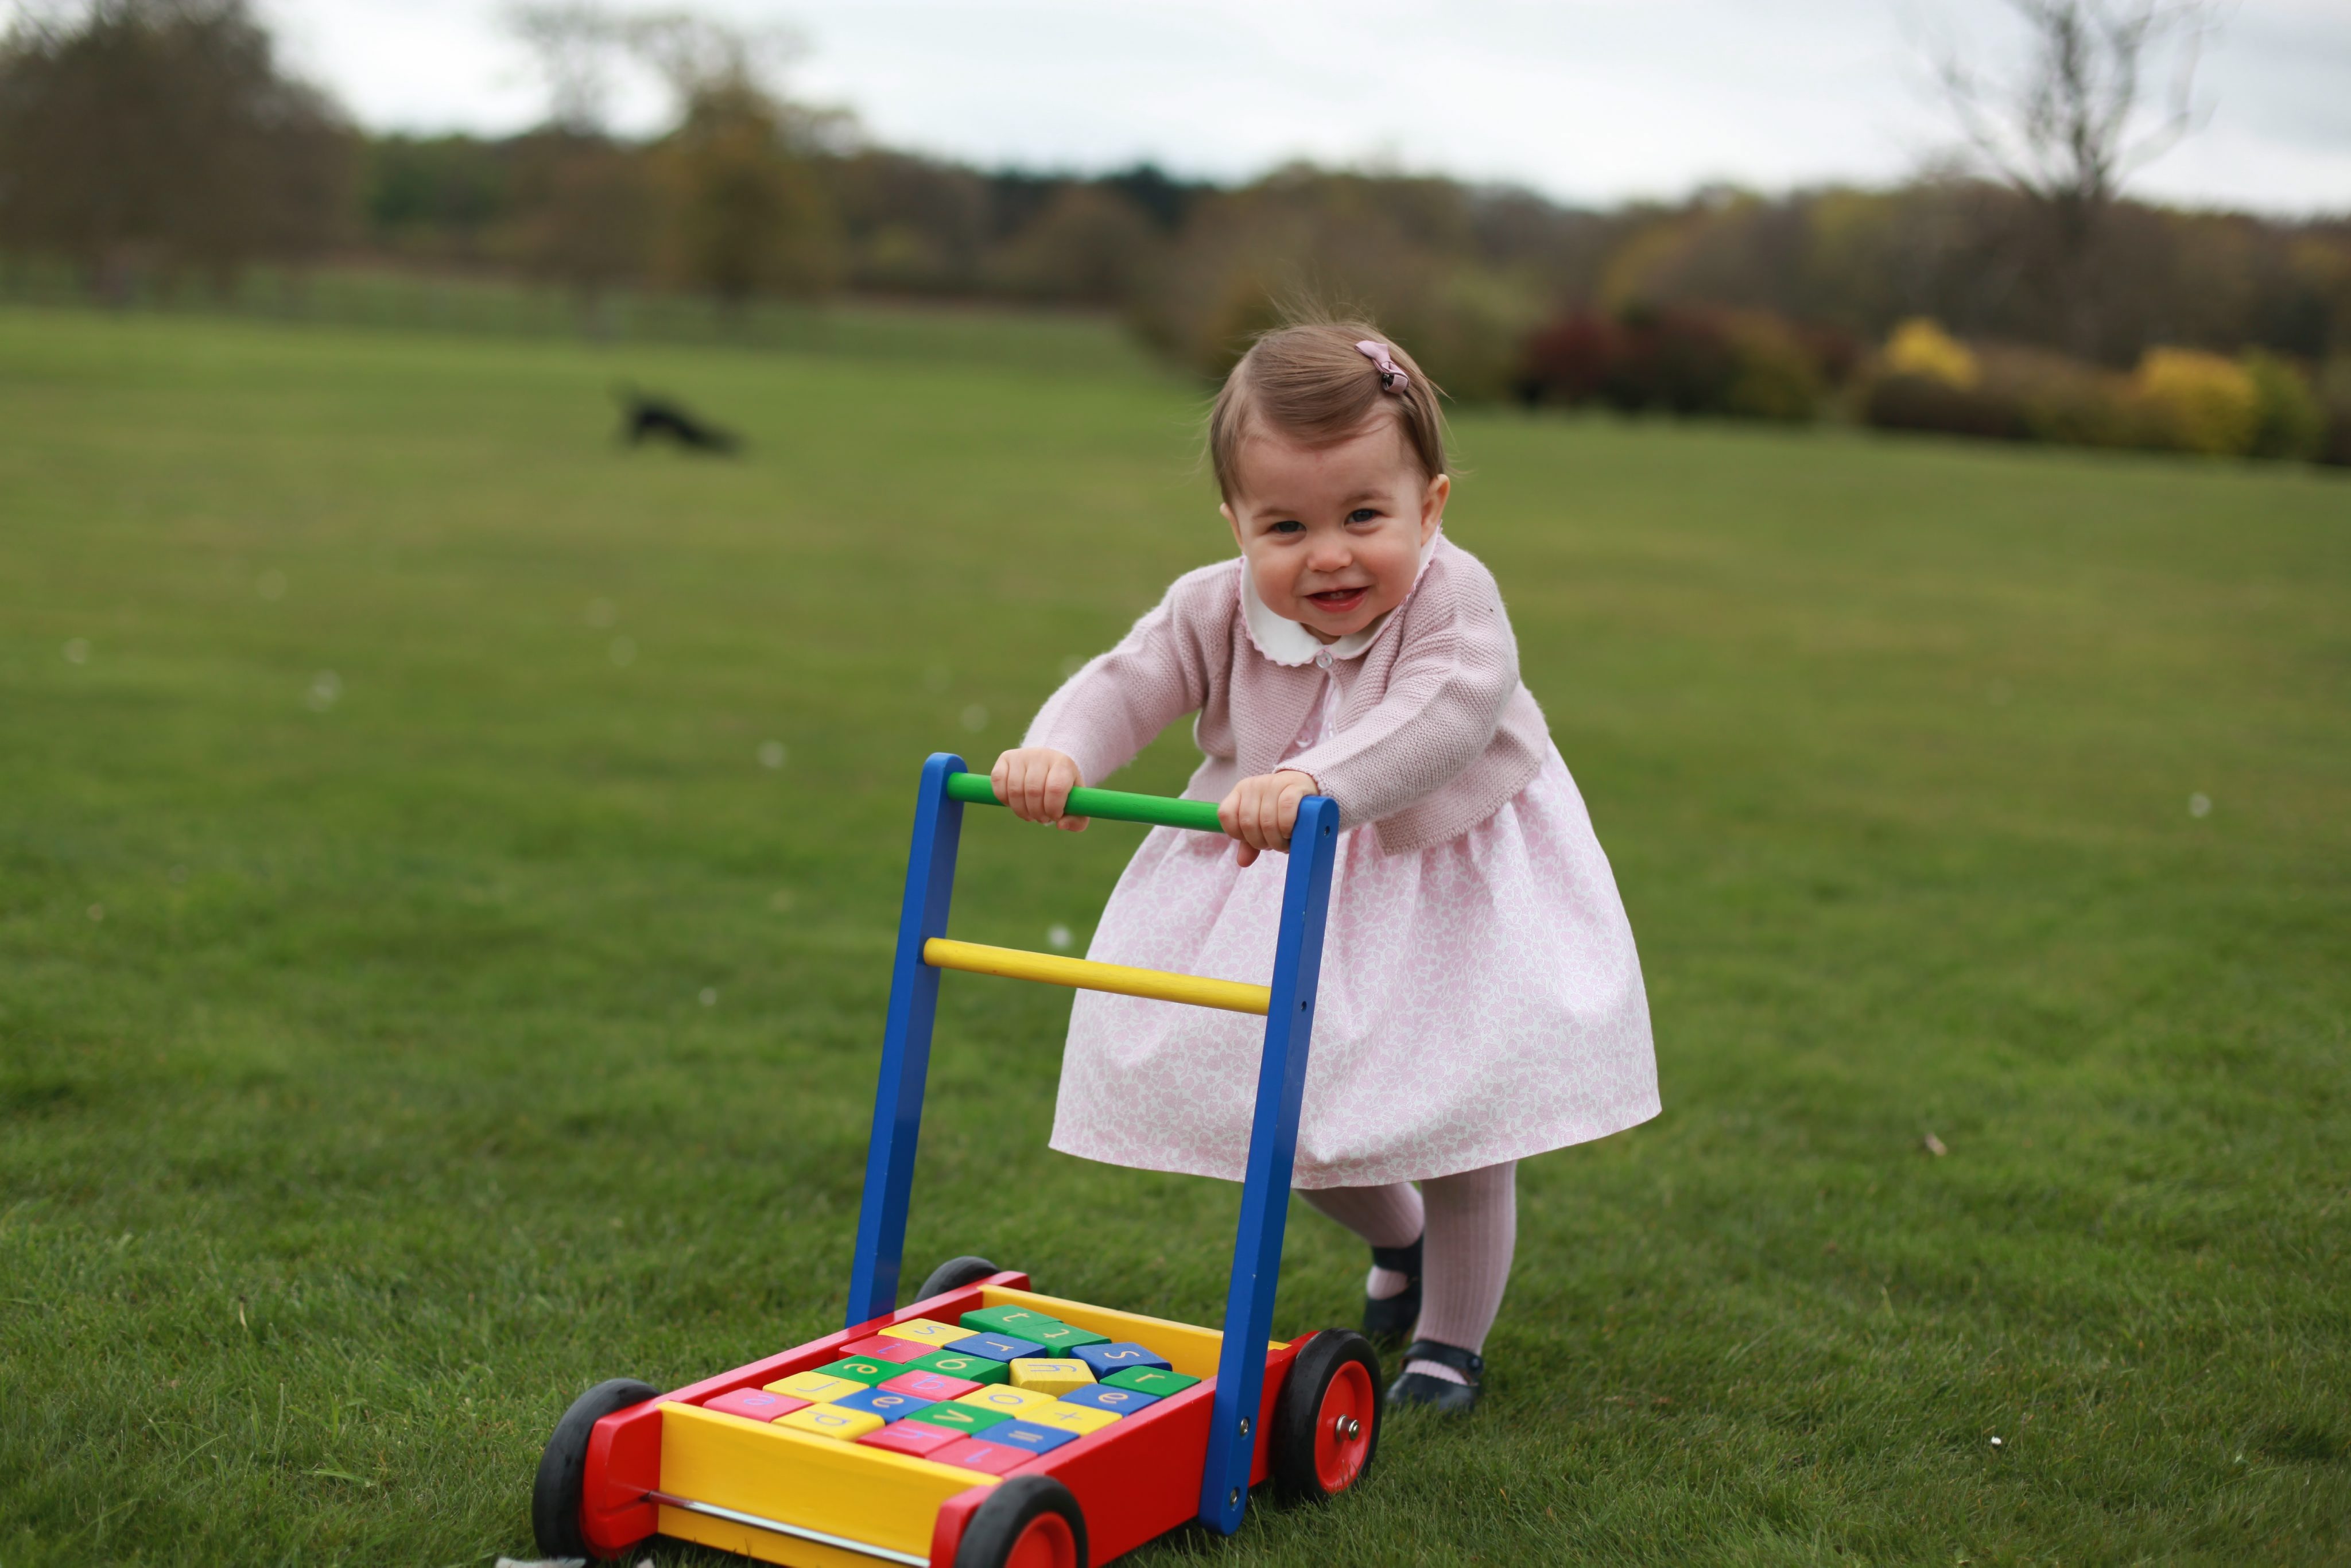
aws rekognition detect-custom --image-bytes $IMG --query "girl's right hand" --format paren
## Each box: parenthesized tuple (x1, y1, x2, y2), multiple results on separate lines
(991, 747, 1089, 831)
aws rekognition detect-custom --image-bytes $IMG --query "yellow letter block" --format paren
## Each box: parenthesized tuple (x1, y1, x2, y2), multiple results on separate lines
(952, 1384, 1057, 1418)
(763, 1371, 866, 1404)
(1028, 1402, 1120, 1435)
(1008, 1359, 1095, 1398)
(777, 1403, 885, 1441)
(876, 1318, 969, 1347)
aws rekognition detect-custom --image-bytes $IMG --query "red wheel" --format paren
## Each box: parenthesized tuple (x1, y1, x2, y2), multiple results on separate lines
(1271, 1329, 1383, 1502)
(955, 1474, 1087, 1568)
(1312, 1356, 1376, 1493)
(1004, 1508, 1080, 1568)
(530, 1378, 658, 1560)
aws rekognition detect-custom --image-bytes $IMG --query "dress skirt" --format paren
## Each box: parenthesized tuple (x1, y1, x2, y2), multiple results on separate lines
(1048, 744, 1659, 1189)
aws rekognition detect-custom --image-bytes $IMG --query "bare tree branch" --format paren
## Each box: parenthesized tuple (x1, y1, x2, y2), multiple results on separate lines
(505, 2, 623, 135)
(1926, 0, 2221, 219)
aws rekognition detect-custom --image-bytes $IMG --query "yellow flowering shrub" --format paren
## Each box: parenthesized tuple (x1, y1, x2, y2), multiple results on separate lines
(1883, 318, 1978, 389)
(2134, 348, 2259, 456)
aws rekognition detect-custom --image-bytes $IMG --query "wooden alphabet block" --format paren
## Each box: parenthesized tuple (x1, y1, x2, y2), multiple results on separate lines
(959, 1305, 1065, 1340)
(776, 1403, 884, 1442)
(1071, 1342, 1171, 1378)
(856, 1420, 964, 1458)
(1025, 1400, 1120, 1434)
(1024, 1322, 1109, 1355)
(910, 1350, 1008, 1384)
(983, 1419, 1078, 1454)
(948, 1332, 1044, 1363)
(1007, 1359, 1094, 1398)
(839, 1334, 933, 1364)
(700, 1388, 810, 1423)
(951, 1383, 1059, 1417)
(761, 1371, 867, 1404)
(1101, 1367, 1200, 1397)
(810, 1356, 898, 1386)
(832, 1386, 932, 1424)
(875, 1317, 969, 1347)
(1056, 1383, 1159, 1416)
(879, 1369, 980, 1402)
(901, 1400, 1008, 1436)
(928, 1437, 1035, 1476)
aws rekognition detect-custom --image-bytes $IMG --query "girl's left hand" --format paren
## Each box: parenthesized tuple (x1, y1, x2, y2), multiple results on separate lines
(1218, 770, 1319, 867)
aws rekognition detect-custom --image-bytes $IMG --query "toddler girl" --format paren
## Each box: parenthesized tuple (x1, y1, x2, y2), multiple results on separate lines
(991, 320, 1658, 1414)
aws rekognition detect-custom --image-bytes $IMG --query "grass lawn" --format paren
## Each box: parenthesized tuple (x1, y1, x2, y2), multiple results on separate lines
(1, 305, 2345, 1567)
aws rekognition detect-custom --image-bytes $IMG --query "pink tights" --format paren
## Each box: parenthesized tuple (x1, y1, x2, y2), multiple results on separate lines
(1299, 1162, 1516, 1385)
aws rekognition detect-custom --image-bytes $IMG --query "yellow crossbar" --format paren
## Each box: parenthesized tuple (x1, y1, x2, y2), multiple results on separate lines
(922, 938, 1271, 1016)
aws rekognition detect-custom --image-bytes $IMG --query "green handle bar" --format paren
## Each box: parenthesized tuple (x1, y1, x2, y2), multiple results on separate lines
(946, 771, 1226, 834)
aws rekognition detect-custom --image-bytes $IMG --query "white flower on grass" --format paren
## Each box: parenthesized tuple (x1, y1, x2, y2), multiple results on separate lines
(256, 569, 287, 601)
(63, 638, 90, 665)
(2189, 793, 2211, 818)
(1047, 923, 1073, 951)
(609, 636, 637, 667)
(699, 987, 717, 1007)
(305, 670, 342, 711)
(960, 704, 988, 733)
(585, 597, 617, 628)
(758, 740, 787, 770)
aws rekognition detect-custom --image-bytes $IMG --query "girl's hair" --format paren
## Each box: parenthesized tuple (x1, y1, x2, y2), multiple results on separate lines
(1208, 319, 1447, 501)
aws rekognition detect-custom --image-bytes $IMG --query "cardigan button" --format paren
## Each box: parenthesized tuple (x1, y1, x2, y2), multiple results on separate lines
(1314, 648, 1333, 669)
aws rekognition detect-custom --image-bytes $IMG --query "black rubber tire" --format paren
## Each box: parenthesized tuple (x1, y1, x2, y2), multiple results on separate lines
(913, 1254, 1002, 1304)
(1270, 1329, 1383, 1503)
(532, 1377, 659, 1560)
(954, 1473, 1089, 1568)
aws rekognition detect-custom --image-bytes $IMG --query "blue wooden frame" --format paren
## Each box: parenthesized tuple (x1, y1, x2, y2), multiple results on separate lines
(845, 752, 1339, 1536)
(845, 751, 967, 1326)
(1198, 791, 1339, 1532)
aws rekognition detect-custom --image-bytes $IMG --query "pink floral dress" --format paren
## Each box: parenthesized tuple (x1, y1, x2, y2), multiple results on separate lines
(1046, 563, 1659, 1189)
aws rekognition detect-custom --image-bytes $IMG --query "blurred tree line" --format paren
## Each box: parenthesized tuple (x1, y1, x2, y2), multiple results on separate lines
(3, 0, 2346, 458)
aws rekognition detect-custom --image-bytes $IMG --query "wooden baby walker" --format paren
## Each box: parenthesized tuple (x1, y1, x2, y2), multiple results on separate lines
(530, 752, 1383, 1567)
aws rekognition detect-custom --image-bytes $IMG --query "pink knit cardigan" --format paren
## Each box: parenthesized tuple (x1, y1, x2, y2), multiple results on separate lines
(1023, 536, 1551, 855)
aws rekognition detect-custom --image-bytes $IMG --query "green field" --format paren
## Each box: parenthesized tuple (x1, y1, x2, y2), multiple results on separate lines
(2, 305, 2345, 1566)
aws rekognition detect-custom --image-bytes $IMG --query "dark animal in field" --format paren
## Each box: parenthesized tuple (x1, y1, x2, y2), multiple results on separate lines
(616, 387, 740, 454)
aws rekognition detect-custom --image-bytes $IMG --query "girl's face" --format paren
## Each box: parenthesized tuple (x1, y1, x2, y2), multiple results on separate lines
(1221, 419, 1449, 645)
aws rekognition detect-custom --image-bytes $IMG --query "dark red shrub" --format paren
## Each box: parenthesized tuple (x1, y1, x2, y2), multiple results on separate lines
(1516, 305, 1834, 421)
(1606, 306, 1739, 415)
(1515, 312, 1621, 406)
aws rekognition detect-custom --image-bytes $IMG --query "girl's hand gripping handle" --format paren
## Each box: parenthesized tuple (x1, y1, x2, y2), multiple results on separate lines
(1218, 770, 1320, 867)
(991, 747, 1090, 831)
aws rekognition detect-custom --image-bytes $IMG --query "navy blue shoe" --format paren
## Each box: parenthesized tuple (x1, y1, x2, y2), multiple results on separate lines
(1362, 1235, 1422, 1345)
(1386, 1338, 1482, 1414)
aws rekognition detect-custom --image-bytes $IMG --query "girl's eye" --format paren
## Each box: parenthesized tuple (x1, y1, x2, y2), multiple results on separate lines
(1347, 508, 1380, 524)
(1270, 520, 1305, 534)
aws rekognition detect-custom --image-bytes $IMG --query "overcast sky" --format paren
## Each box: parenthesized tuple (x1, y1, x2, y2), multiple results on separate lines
(265, 0, 2351, 215)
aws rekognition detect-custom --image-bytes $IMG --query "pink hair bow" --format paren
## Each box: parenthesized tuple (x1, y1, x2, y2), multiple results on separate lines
(1355, 339, 1408, 392)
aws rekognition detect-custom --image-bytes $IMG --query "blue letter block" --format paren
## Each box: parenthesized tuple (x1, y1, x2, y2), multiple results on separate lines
(832, 1387, 934, 1424)
(1072, 1341, 1172, 1378)
(949, 1333, 1045, 1363)
(1057, 1383, 1161, 1415)
(984, 1419, 1077, 1455)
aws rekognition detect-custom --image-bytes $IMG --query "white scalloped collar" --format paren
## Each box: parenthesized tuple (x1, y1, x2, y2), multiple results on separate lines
(1239, 533, 1440, 667)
